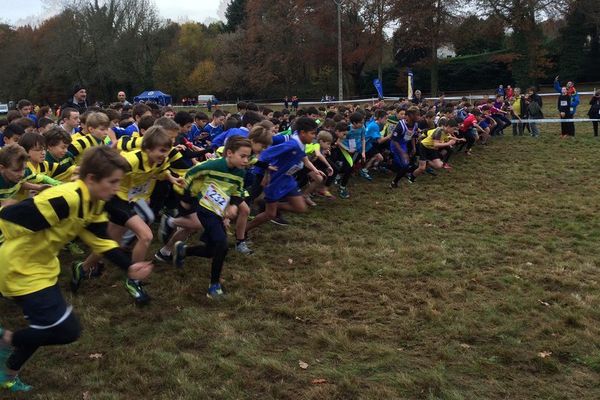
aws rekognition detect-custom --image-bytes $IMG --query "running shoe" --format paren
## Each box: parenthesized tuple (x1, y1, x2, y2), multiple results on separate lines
(390, 180, 399, 189)
(125, 279, 150, 305)
(359, 168, 373, 181)
(406, 174, 415, 183)
(90, 261, 105, 278)
(442, 163, 453, 170)
(425, 167, 437, 176)
(316, 189, 336, 200)
(338, 186, 350, 199)
(173, 241, 187, 268)
(0, 376, 32, 392)
(70, 262, 86, 293)
(207, 283, 225, 299)
(67, 241, 84, 255)
(270, 215, 290, 226)
(236, 241, 253, 255)
(154, 250, 172, 264)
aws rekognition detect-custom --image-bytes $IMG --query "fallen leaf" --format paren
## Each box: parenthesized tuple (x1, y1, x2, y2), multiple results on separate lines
(110, 284, 118, 288)
(538, 351, 552, 358)
(82, 391, 91, 400)
(89, 353, 103, 359)
(298, 360, 309, 369)
(312, 378, 327, 384)
(288, 258, 294, 265)
(526, 262, 533, 266)
(538, 300, 550, 307)
(460, 343, 471, 349)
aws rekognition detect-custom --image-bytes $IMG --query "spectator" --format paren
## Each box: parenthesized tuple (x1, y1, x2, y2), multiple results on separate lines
(61, 84, 88, 113)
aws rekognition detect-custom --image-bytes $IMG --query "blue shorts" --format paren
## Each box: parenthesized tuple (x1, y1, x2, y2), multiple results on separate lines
(264, 187, 302, 203)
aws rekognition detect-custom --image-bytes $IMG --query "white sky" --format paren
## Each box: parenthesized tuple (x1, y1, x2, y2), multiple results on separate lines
(0, 0, 226, 26)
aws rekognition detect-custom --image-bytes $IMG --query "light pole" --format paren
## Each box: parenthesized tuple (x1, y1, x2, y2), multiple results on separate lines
(333, 0, 343, 101)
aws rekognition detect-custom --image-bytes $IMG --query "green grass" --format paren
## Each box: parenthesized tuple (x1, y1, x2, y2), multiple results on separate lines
(3, 105, 600, 399)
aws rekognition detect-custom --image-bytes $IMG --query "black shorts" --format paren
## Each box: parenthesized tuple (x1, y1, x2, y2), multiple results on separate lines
(418, 143, 440, 162)
(105, 196, 136, 226)
(14, 284, 71, 329)
(365, 146, 381, 160)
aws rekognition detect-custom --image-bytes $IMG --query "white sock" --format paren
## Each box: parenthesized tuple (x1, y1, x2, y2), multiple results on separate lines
(160, 246, 172, 256)
(166, 217, 175, 228)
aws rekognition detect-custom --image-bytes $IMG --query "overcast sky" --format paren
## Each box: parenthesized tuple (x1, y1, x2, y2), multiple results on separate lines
(0, 0, 226, 26)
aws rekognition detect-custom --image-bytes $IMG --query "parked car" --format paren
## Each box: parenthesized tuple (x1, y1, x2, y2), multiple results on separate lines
(0, 103, 8, 114)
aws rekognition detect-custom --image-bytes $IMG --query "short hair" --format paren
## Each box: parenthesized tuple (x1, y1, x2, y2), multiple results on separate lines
(224, 116, 241, 130)
(104, 108, 121, 122)
(60, 107, 79, 122)
(142, 126, 172, 150)
(242, 111, 263, 127)
(261, 108, 273, 116)
(194, 112, 209, 121)
(257, 120, 274, 132)
(471, 109, 482, 117)
(174, 111, 193, 127)
(86, 112, 110, 129)
(248, 125, 273, 146)
(439, 118, 458, 128)
(236, 101, 247, 111)
(295, 116, 318, 133)
(305, 106, 319, 116)
(224, 135, 252, 154)
(37, 117, 55, 130)
(19, 132, 45, 152)
(335, 122, 349, 132)
(246, 102, 259, 111)
(16, 99, 32, 110)
(138, 115, 156, 132)
(132, 103, 152, 120)
(0, 119, 7, 129)
(161, 106, 175, 116)
(212, 110, 225, 120)
(3, 123, 25, 139)
(317, 130, 333, 143)
(79, 146, 130, 181)
(406, 106, 420, 118)
(349, 112, 364, 124)
(374, 109, 387, 120)
(14, 117, 35, 130)
(154, 117, 180, 132)
(6, 110, 21, 123)
(43, 126, 72, 147)
(272, 111, 282, 119)
(0, 143, 28, 168)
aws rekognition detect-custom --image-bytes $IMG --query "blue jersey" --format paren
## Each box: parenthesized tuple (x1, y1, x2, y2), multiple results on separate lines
(342, 125, 365, 153)
(364, 121, 381, 152)
(112, 126, 129, 139)
(390, 120, 414, 154)
(257, 135, 306, 201)
(211, 128, 249, 149)
(203, 123, 224, 141)
(124, 123, 139, 136)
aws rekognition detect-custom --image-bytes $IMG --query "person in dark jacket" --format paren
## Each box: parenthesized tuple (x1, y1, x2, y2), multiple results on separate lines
(61, 85, 88, 114)
(558, 86, 574, 138)
(588, 90, 600, 137)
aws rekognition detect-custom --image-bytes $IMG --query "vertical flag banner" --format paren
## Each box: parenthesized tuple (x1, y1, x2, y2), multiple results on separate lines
(373, 79, 384, 99)
(407, 69, 414, 100)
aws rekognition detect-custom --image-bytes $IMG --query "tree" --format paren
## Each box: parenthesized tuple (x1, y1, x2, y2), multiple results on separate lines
(475, 0, 569, 86)
(392, 0, 459, 95)
(225, 0, 247, 32)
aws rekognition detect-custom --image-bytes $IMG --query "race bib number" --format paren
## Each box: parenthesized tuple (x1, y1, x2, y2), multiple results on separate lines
(200, 183, 229, 216)
(285, 162, 303, 176)
(128, 181, 151, 201)
(560, 101, 568, 106)
(348, 138, 356, 152)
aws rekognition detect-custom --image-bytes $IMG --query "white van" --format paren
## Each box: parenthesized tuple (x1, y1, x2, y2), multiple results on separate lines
(0, 104, 8, 114)
(197, 95, 216, 106)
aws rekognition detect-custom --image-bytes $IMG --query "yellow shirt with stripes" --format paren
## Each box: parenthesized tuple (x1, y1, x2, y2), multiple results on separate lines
(0, 180, 119, 297)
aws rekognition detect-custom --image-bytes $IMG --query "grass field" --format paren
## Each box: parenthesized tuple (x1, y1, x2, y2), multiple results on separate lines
(3, 111, 600, 399)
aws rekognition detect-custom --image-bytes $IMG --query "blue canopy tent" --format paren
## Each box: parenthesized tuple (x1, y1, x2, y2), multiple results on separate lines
(133, 90, 172, 106)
